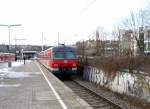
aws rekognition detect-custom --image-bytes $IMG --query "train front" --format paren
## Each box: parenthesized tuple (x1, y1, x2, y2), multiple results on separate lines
(50, 46, 77, 76)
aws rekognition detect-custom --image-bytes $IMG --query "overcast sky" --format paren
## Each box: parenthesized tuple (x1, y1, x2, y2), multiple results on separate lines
(0, 0, 148, 45)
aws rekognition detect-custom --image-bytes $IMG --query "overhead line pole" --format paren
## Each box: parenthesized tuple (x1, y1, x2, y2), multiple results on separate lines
(58, 32, 59, 45)
(14, 36, 26, 61)
(14, 36, 26, 52)
(42, 32, 44, 51)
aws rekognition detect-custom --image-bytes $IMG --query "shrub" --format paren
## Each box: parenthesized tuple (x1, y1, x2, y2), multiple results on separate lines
(83, 56, 150, 78)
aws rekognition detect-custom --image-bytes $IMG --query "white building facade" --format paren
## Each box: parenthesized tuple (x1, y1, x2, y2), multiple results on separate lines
(144, 27, 150, 55)
(120, 27, 150, 56)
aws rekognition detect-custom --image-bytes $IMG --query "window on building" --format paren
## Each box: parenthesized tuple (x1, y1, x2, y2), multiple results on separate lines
(147, 31, 150, 41)
(148, 42, 150, 51)
(144, 43, 146, 51)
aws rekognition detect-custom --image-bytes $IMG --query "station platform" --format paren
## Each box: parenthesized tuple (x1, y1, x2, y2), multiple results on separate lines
(0, 60, 92, 109)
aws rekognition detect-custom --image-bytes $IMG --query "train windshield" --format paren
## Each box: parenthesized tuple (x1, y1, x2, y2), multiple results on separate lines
(53, 52, 75, 59)
(65, 52, 75, 59)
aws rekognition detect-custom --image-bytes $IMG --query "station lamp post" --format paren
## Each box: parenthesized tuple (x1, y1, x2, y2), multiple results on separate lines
(0, 24, 21, 67)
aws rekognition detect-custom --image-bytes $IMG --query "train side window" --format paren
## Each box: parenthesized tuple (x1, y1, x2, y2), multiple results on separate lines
(47, 51, 51, 59)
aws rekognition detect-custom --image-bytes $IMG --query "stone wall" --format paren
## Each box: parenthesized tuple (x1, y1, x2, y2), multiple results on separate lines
(83, 66, 150, 102)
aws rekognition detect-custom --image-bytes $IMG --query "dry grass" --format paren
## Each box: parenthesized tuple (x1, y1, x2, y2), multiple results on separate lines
(83, 56, 150, 76)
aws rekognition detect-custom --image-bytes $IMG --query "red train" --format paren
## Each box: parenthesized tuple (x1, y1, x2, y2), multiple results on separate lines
(38, 45, 77, 75)
(0, 53, 15, 63)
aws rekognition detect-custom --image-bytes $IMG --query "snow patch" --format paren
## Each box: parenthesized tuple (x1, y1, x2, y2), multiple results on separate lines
(0, 71, 31, 78)
(12, 60, 31, 67)
(0, 60, 36, 79)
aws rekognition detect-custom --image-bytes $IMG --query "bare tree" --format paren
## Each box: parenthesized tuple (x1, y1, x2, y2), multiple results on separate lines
(95, 27, 100, 55)
(76, 41, 83, 55)
(112, 27, 122, 56)
(95, 27, 107, 56)
(119, 8, 150, 73)
(122, 8, 150, 55)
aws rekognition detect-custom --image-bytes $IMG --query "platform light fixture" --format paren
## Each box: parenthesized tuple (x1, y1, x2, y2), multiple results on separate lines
(0, 24, 21, 50)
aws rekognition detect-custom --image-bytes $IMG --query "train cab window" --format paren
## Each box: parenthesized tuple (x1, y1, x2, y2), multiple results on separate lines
(53, 51, 75, 59)
(53, 52, 64, 59)
(65, 52, 76, 59)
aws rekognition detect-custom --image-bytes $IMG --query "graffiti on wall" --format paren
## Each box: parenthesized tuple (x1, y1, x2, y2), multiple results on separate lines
(83, 66, 150, 102)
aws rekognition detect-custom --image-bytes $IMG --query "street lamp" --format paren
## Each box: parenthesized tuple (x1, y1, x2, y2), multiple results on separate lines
(0, 24, 21, 67)
(0, 24, 21, 50)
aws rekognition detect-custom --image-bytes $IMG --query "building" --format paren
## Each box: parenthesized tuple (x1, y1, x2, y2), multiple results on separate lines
(144, 27, 150, 55)
(119, 29, 137, 56)
(119, 27, 150, 56)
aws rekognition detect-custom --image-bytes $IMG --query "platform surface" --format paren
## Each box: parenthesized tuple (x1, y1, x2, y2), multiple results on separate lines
(0, 60, 92, 109)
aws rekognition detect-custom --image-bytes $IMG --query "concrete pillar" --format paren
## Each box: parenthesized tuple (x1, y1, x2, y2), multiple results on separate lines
(8, 61, 12, 67)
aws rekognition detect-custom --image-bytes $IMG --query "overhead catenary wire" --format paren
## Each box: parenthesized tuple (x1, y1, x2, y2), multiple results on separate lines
(80, 0, 97, 15)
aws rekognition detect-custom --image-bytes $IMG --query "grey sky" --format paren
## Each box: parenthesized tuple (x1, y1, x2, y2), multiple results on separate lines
(0, 0, 148, 45)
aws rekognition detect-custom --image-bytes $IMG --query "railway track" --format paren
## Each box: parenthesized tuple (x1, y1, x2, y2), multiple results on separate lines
(63, 79, 123, 109)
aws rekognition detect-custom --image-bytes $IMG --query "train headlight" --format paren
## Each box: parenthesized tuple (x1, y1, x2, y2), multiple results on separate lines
(53, 64, 58, 67)
(72, 68, 77, 70)
(72, 63, 76, 67)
